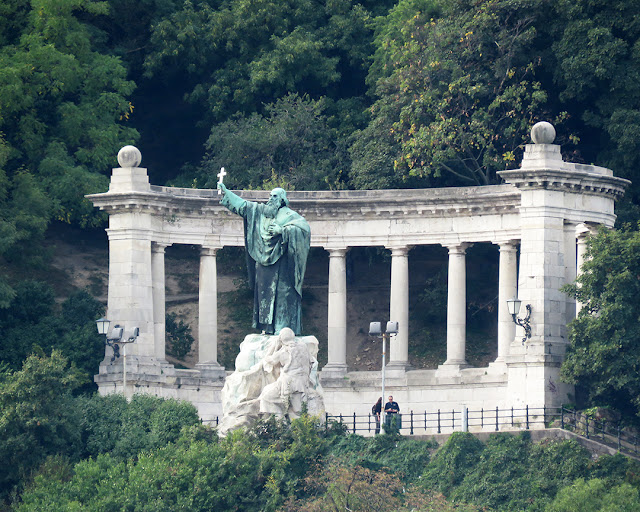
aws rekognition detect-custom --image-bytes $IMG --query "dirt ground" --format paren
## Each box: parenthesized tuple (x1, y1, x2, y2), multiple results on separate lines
(45, 225, 498, 372)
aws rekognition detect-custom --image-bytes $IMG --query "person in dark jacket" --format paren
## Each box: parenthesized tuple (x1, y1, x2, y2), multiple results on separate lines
(384, 396, 400, 414)
(372, 397, 382, 434)
(384, 396, 401, 432)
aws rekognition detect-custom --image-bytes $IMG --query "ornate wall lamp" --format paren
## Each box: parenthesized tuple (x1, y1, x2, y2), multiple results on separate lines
(506, 298, 532, 344)
(96, 317, 124, 362)
(96, 317, 139, 396)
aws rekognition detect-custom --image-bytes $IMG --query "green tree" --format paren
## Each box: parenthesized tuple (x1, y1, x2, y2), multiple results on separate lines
(192, 94, 349, 191)
(0, 284, 105, 381)
(328, 430, 436, 482)
(562, 225, 640, 421)
(17, 415, 327, 511)
(77, 393, 201, 460)
(546, 478, 640, 512)
(548, 0, 640, 178)
(418, 431, 601, 511)
(0, 163, 52, 307)
(0, 350, 85, 501)
(447, 433, 590, 511)
(542, 0, 640, 224)
(351, 0, 552, 188)
(420, 431, 485, 496)
(0, 0, 139, 229)
(166, 311, 195, 360)
(145, 0, 390, 123)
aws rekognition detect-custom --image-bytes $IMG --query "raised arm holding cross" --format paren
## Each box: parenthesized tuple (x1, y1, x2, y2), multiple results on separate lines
(217, 167, 227, 195)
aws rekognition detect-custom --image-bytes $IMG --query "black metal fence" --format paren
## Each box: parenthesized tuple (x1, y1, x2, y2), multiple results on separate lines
(209, 406, 640, 458)
(560, 407, 640, 458)
(324, 406, 640, 459)
(325, 405, 559, 436)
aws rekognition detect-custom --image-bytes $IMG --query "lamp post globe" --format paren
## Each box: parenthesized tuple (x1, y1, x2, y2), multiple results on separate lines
(506, 298, 521, 317)
(96, 317, 110, 335)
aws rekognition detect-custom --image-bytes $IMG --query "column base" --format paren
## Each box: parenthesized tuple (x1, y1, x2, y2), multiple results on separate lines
(436, 360, 469, 374)
(196, 362, 227, 380)
(99, 355, 172, 376)
(489, 357, 508, 370)
(385, 361, 412, 375)
(321, 363, 349, 379)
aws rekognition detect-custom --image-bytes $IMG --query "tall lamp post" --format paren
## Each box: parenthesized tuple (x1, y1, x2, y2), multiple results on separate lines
(369, 321, 398, 431)
(96, 317, 139, 397)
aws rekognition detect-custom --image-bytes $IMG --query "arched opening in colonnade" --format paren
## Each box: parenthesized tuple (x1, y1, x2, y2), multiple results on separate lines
(405, 243, 500, 369)
(161, 244, 258, 370)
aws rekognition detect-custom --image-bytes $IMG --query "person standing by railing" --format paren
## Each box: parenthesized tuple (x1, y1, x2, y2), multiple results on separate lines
(384, 395, 401, 432)
(372, 397, 382, 434)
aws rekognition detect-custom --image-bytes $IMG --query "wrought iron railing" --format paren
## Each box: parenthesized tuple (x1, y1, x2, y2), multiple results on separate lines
(323, 406, 640, 459)
(209, 405, 640, 458)
(559, 407, 640, 458)
(325, 405, 558, 435)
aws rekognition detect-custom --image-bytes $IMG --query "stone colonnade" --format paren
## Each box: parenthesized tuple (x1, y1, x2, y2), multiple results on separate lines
(90, 126, 628, 415)
(148, 224, 595, 376)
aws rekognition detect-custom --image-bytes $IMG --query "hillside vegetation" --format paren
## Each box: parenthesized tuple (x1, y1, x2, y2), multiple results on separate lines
(5, 359, 640, 511)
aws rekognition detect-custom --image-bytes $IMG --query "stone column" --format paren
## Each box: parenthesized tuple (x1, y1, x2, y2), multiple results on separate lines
(441, 243, 470, 368)
(495, 241, 518, 364)
(388, 246, 410, 370)
(196, 246, 225, 377)
(151, 242, 170, 362)
(322, 248, 349, 377)
(576, 224, 593, 316)
(564, 222, 578, 321)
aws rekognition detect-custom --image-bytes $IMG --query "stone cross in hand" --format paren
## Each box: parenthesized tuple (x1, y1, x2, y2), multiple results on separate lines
(217, 167, 227, 195)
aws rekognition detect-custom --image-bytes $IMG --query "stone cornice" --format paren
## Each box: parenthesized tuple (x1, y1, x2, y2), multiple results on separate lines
(87, 184, 522, 220)
(498, 168, 629, 198)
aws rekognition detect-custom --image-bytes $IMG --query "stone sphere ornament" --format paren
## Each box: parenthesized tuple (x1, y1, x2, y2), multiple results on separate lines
(530, 121, 556, 144)
(117, 145, 142, 168)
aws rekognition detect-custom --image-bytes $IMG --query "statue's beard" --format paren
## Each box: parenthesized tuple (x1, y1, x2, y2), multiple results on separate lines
(264, 201, 280, 218)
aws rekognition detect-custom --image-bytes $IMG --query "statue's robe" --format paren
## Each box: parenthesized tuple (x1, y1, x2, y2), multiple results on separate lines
(222, 190, 310, 335)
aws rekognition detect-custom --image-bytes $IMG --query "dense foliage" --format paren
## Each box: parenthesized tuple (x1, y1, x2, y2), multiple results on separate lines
(0, 283, 105, 379)
(9, 389, 640, 512)
(562, 225, 640, 422)
(0, 351, 201, 504)
(351, 0, 550, 188)
(1, 351, 638, 510)
(2, 0, 639, 213)
(166, 311, 195, 359)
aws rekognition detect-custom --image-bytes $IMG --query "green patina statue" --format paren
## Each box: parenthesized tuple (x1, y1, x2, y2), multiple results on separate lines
(218, 183, 310, 335)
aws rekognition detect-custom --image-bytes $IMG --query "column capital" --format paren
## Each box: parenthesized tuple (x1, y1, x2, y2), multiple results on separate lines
(388, 245, 411, 257)
(152, 242, 171, 253)
(326, 247, 348, 257)
(495, 240, 519, 252)
(200, 246, 220, 256)
(576, 222, 598, 239)
(443, 242, 472, 254)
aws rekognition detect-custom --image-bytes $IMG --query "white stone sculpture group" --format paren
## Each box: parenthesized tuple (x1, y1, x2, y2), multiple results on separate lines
(218, 327, 325, 435)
